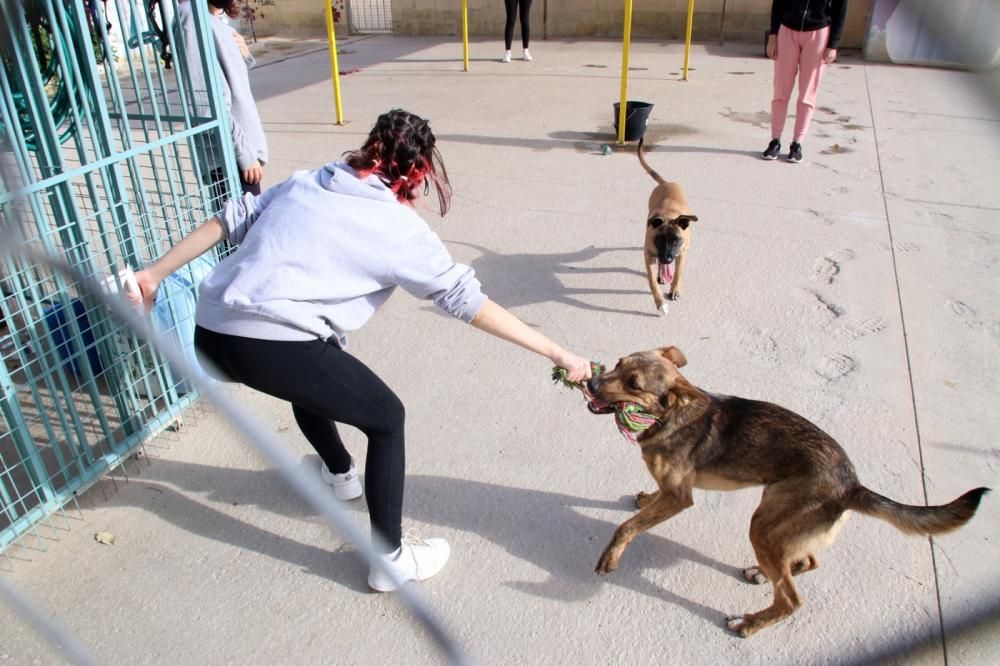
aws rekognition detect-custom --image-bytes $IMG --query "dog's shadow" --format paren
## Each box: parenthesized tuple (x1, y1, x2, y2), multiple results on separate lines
(443, 240, 660, 318)
(106, 458, 735, 625)
(405, 474, 729, 624)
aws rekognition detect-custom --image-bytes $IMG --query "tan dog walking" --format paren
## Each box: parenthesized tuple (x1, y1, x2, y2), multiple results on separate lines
(637, 139, 698, 315)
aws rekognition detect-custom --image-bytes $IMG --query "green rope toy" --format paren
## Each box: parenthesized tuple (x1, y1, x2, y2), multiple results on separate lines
(552, 363, 660, 443)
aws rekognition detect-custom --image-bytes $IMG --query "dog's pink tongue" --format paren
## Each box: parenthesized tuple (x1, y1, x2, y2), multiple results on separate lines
(660, 261, 675, 285)
(587, 398, 616, 415)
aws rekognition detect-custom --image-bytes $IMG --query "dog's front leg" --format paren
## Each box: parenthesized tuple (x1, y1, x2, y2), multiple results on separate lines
(596, 486, 693, 574)
(645, 255, 667, 315)
(668, 252, 687, 301)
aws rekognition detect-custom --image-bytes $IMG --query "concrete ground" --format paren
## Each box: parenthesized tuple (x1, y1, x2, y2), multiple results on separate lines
(3, 35, 999, 665)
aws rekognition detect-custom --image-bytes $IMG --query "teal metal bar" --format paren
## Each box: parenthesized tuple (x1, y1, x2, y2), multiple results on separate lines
(0, 122, 225, 204)
(0, 0, 241, 552)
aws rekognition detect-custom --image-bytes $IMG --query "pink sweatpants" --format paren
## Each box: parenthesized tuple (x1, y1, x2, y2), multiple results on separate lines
(771, 25, 830, 142)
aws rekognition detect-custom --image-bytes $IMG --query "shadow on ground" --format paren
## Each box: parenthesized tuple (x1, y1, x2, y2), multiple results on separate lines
(442, 241, 658, 318)
(106, 458, 740, 629)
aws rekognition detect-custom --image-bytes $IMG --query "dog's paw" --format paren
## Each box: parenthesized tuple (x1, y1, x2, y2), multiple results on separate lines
(667, 291, 681, 301)
(725, 615, 753, 638)
(595, 551, 619, 575)
(657, 303, 669, 316)
(635, 491, 657, 509)
(742, 566, 768, 585)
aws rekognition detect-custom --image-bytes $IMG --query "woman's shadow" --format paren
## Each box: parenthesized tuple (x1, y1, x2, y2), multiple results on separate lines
(111, 456, 741, 627)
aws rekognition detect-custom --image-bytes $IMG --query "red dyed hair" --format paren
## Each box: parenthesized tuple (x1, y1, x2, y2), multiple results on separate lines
(343, 109, 452, 215)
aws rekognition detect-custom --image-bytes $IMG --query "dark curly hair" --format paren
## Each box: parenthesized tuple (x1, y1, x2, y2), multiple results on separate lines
(207, 0, 240, 20)
(343, 109, 453, 216)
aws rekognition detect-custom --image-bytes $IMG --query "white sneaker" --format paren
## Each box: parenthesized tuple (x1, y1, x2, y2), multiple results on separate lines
(501, 50, 511, 63)
(523, 49, 532, 61)
(320, 460, 362, 500)
(368, 532, 451, 592)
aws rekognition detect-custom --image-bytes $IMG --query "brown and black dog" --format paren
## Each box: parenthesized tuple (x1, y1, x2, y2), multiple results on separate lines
(587, 347, 988, 637)
(638, 138, 698, 315)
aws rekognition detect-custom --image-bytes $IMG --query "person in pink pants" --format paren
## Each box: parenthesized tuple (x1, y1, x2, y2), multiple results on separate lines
(763, 0, 849, 163)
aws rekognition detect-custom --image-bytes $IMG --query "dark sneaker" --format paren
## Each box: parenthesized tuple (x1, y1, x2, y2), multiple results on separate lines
(762, 139, 781, 160)
(787, 142, 803, 163)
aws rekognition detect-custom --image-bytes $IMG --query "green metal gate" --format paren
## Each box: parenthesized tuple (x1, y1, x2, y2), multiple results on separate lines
(0, 0, 237, 553)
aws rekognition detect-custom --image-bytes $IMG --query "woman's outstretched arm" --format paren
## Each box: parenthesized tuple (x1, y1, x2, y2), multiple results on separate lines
(131, 217, 226, 310)
(471, 299, 592, 383)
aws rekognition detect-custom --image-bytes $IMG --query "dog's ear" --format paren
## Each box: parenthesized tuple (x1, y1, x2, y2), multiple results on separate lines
(660, 386, 694, 410)
(659, 346, 687, 368)
(648, 216, 664, 229)
(675, 215, 698, 229)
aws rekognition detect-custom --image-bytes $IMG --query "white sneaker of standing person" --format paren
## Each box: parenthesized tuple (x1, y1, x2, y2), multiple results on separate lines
(523, 48, 532, 61)
(320, 460, 363, 500)
(368, 531, 451, 592)
(502, 50, 512, 63)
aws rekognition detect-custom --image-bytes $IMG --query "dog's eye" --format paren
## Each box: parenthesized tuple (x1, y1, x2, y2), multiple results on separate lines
(628, 377, 641, 391)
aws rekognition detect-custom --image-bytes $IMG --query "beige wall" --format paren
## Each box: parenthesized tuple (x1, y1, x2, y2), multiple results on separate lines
(394, 0, 871, 48)
(242, 0, 348, 38)
(257, 0, 871, 49)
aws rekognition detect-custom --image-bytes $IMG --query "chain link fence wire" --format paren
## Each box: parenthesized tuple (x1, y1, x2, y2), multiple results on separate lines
(862, 1, 999, 663)
(0, 149, 469, 665)
(0, 573, 98, 666)
(2, 0, 999, 663)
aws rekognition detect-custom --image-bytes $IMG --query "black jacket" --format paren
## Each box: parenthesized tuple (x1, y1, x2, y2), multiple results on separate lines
(769, 0, 849, 49)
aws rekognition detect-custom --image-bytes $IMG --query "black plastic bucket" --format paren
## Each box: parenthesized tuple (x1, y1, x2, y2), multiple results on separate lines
(613, 101, 654, 142)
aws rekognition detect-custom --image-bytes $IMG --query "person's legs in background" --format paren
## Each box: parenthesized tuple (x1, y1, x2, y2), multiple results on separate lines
(519, 0, 533, 60)
(241, 176, 261, 196)
(206, 167, 229, 212)
(503, 0, 517, 62)
(764, 25, 801, 160)
(206, 166, 261, 211)
(789, 25, 831, 162)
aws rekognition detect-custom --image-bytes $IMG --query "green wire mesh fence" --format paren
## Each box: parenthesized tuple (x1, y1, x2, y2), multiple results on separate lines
(0, 0, 238, 553)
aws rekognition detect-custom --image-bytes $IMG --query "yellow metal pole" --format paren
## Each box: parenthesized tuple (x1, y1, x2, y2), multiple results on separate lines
(462, 0, 470, 71)
(617, 0, 634, 145)
(682, 0, 695, 81)
(324, 0, 345, 124)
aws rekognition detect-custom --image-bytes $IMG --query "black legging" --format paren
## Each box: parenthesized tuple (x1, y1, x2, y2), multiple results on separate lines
(504, 0, 532, 50)
(194, 326, 405, 552)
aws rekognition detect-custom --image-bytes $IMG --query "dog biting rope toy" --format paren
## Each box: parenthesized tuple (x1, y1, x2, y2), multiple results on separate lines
(552, 363, 660, 444)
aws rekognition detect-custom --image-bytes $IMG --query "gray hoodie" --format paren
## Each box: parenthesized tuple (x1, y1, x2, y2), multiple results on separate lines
(175, 1, 268, 171)
(195, 163, 488, 348)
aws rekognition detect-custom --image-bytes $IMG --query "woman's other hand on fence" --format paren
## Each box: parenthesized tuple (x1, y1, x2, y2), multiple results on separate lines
(131, 269, 160, 313)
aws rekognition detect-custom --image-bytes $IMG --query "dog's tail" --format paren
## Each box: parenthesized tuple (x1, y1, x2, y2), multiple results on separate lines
(848, 486, 989, 536)
(637, 137, 666, 186)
